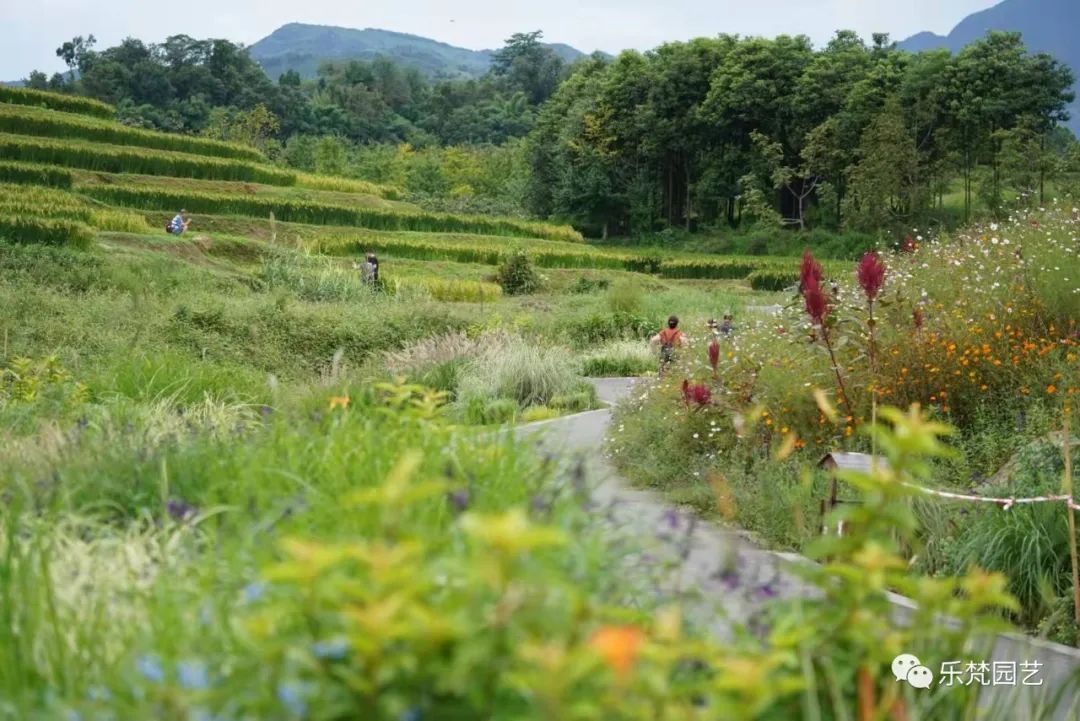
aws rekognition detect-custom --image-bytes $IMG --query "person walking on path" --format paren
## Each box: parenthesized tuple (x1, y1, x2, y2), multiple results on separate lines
(651, 315, 687, 377)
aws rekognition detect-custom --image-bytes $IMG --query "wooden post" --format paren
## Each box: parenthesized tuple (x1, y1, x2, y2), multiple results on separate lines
(1063, 410, 1080, 646)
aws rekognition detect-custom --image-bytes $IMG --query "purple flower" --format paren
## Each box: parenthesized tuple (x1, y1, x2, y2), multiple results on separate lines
(716, 567, 740, 591)
(755, 582, 779, 600)
(167, 499, 197, 523)
(662, 509, 682, 530)
(530, 494, 551, 515)
(446, 489, 470, 514)
(260, 405, 274, 417)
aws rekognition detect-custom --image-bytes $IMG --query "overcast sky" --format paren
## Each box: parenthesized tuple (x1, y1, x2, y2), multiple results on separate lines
(1, 0, 1001, 80)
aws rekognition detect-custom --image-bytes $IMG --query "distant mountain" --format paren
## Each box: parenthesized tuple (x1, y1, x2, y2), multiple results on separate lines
(897, 0, 1079, 135)
(248, 23, 593, 82)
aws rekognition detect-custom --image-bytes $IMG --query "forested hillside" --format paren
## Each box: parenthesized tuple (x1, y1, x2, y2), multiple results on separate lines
(248, 23, 592, 81)
(19, 26, 1080, 246)
(899, 0, 1079, 134)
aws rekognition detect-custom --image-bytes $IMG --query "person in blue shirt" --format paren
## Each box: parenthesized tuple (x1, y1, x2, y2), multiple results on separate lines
(167, 209, 191, 235)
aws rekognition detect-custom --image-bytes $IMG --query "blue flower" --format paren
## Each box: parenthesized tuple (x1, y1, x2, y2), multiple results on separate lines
(188, 707, 223, 721)
(399, 708, 422, 721)
(65, 710, 83, 721)
(178, 659, 210, 690)
(241, 581, 266, 604)
(86, 686, 111, 702)
(277, 682, 307, 717)
(312, 638, 349, 661)
(136, 654, 165, 684)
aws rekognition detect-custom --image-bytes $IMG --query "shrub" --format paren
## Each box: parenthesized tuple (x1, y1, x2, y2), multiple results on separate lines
(0, 160, 72, 188)
(0, 133, 295, 185)
(0, 86, 115, 118)
(496, 250, 541, 296)
(0, 104, 264, 161)
(570, 275, 611, 294)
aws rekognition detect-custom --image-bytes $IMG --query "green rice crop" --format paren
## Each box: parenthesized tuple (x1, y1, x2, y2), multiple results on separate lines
(0, 160, 73, 188)
(392, 276, 503, 303)
(0, 104, 265, 161)
(748, 268, 798, 291)
(0, 86, 114, 119)
(78, 184, 584, 243)
(296, 172, 403, 200)
(0, 183, 147, 232)
(0, 214, 94, 247)
(0, 133, 296, 185)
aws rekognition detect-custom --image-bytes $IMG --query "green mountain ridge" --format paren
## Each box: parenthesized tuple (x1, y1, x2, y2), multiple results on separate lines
(248, 22, 593, 81)
(897, 0, 1079, 135)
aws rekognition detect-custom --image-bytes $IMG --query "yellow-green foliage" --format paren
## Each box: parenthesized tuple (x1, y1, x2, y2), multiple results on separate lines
(79, 184, 583, 242)
(0, 160, 73, 188)
(0, 104, 265, 161)
(0, 133, 296, 185)
(0, 183, 146, 233)
(296, 172, 403, 200)
(0, 356, 89, 408)
(393, 276, 502, 303)
(0, 86, 114, 119)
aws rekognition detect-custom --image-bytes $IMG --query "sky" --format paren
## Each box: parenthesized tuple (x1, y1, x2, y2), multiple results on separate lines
(0, 0, 1002, 80)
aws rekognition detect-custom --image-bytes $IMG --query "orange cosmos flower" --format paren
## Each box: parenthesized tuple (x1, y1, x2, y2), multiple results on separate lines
(589, 625, 644, 679)
(329, 395, 351, 410)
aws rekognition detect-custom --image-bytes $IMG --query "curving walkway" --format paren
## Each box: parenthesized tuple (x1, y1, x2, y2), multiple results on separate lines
(517, 378, 1080, 718)
(517, 377, 812, 638)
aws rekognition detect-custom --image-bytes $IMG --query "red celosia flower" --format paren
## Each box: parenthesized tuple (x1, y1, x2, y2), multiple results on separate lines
(901, 235, 916, 253)
(804, 281, 829, 324)
(913, 307, 924, 329)
(856, 251, 886, 301)
(800, 248, 822, 292)
(708, 340, 720, 374)
(681, 380, 711, 407)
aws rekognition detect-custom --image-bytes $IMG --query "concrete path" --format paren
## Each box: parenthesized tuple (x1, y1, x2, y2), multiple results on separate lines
(516, 378, 1080, 718)
(517, 377, 813, 639)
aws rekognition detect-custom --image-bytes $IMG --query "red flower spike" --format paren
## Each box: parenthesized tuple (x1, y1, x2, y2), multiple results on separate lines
(681, 380, 711, 407)
(800, 248, 822, 292)
(708, 340, 720, 373)
(913, 308, 924, 330)
(856, 251, 886, 301)
(804, 281, 829, 324)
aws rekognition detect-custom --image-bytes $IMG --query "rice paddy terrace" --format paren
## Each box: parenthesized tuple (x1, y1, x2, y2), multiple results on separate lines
(0, 86, 843, 290)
